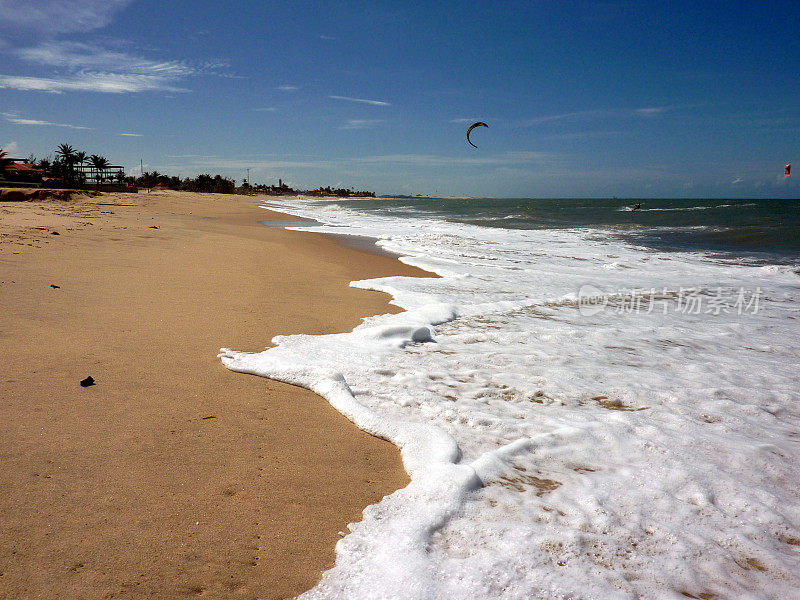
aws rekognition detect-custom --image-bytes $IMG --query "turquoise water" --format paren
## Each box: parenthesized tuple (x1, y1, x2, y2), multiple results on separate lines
(324, 197, 799, 261)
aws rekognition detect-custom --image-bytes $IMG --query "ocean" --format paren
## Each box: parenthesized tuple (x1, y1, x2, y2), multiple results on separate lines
(221, 196, 800, 600)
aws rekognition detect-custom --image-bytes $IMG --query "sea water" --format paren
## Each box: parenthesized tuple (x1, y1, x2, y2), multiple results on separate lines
(220, 197, 800, 600)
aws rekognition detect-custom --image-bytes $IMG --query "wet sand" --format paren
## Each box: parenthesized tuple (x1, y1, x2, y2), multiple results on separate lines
(0, 190, 429, 599)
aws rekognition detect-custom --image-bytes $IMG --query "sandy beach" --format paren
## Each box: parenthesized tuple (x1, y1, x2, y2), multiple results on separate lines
(0, 190, 429, 599)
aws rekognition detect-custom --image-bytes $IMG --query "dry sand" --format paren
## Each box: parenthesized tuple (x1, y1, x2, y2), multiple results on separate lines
(0, 190, 430, 599)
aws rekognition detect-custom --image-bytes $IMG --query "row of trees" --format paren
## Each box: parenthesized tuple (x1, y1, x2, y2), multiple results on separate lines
(1, 143, 123, 186)
(3, 143, 376, 196)
(128, 171, 237, 194)
(46, 143, 119, 185)
(124, 174, 375, 196)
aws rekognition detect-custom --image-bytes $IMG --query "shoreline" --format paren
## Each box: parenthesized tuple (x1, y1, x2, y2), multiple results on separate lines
(259, 220, 403, 259)
(0, 190, 431, 599)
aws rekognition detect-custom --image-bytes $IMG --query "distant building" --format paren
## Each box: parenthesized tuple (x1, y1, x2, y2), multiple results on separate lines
(2, 159, 45, 184)
(4, 162, 44, 176)
(75, 163, 126, 186)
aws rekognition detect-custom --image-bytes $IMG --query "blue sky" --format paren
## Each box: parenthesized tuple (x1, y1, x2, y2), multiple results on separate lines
(1, 1, 798, 198)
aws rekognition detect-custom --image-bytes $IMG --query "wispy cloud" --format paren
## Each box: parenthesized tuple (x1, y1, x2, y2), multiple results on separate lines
(521, 110, 606, 127)
(277, 85, 298, 91)
(0, 0, 133, 34)
(16, 41, 193, 75)
(329, 95, 390, 106)
(522, 106, 672, 127)
(355, 151, 558, 167)
(252, 107, 278, 112)
(118, 132, 141, 137)
(163, 151, 561, 178)
(340, 119, 386, 130)
(173, 156, 333, 170)
(635, 106, 667, 117)
(540, 130, 624, 141)
(166, 154, 219, 159)
(2, 111, 90, 129)
(1, 39, 228, 94)
(0, 72, 188, 94)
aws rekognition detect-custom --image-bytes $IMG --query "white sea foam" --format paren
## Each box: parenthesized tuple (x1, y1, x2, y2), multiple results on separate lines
(222, 198, 800, 599)
(616, 203, 759, 212)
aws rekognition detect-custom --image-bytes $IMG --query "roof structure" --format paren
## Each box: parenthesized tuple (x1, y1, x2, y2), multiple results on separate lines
(5, 162, 44, 174)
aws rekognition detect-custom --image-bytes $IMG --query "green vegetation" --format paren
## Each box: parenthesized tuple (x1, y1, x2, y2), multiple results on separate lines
(0, 149, 13, 175)
(127, 172, 375, 197)
(89, 155, 111, 185)
(3, 142, 375, 197)
(7, 143, 122, 187)
(129, 171, 236, 194)
(55, 143, 77, 184)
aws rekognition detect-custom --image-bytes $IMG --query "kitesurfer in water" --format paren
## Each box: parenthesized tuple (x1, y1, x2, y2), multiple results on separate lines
(632, 202, 642, 211)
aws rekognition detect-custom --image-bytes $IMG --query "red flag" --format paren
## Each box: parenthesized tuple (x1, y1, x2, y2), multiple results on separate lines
(786, 164, 791, 177)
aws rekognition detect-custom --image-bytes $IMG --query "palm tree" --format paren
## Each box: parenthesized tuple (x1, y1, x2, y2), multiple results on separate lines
(37, 157, 52, 173)
(74, 151, 87, 185)
(0, 149, 13, 176)
(89, 155, 109, 186)
(56, 143, 76, 183)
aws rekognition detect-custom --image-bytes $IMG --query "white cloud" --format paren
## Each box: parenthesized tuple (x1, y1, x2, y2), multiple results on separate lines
(164, 151, 561, 178)
(0, 0, 133, 34)
(2, 112, 90, 129)
(118, 132, 141, 137)
(1, 39, 229, 95)
(16, 41, 193, 76)
(166, 154, 218, 159)
(521, 110, 606, 127)
(635, 106, 667, 117)
(329, 95, 390, 106)
(0, 72, 188, 94)
(183, 157, 332, 170)
(277, 85, 298, 91)
(341, 119, 385, 130)
(524, 106, 672, 127)
(355, 151, 558, 167)
(252, 107, 278, 112)
(541, 130, 623, 141)
(1, 141, 19, 155)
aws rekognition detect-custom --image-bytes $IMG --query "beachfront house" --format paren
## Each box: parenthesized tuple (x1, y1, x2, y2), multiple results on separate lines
(0, 159, 46, 187)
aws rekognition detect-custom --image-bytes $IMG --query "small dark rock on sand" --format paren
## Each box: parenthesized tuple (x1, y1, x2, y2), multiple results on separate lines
(80, 376, 95, 387)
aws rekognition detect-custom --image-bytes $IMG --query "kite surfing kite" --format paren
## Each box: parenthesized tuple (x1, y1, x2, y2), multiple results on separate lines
(466, 122, 488, 148)
(786, 164, 791, 177)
